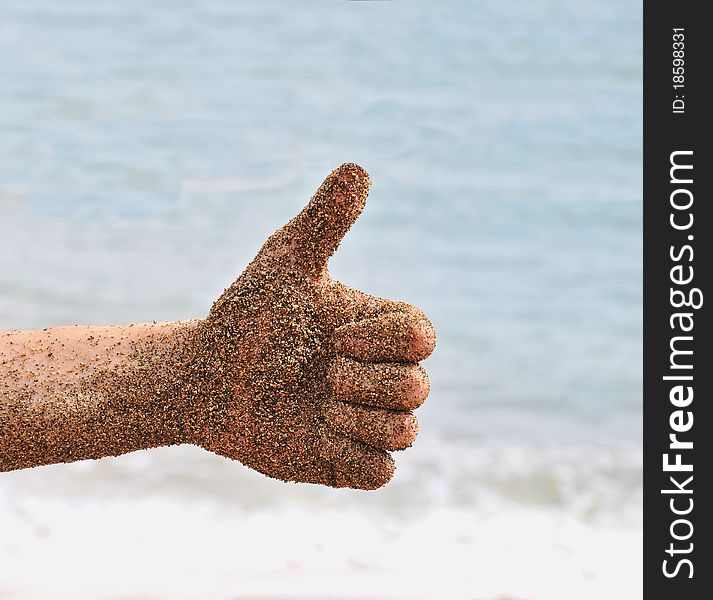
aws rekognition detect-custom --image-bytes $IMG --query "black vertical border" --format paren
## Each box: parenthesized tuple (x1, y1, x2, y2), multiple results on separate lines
(644, 1, 711, 595)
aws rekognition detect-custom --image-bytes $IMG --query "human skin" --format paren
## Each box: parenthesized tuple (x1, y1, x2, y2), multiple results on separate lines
(0, 163, 435, 489)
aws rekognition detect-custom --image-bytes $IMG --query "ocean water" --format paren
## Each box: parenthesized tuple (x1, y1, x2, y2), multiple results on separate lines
(0, 1, 642, 599)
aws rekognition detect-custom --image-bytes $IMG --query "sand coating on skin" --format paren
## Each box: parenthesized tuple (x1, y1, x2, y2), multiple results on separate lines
(0, 164, 435, 489)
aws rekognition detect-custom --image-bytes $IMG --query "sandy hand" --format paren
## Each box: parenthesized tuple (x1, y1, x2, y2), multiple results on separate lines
(183, 164, 435, 490)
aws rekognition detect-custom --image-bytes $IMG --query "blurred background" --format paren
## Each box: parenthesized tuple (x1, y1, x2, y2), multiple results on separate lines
(0, 1, 641, 599)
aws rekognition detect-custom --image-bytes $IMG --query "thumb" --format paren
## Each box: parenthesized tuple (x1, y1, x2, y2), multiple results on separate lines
(275, 163, 371, 277)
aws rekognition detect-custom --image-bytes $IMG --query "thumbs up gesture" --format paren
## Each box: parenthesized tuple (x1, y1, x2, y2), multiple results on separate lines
(186, 164, 435, 489)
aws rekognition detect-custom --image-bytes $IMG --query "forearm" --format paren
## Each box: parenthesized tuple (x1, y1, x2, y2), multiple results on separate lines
(0, 321, 198, 472)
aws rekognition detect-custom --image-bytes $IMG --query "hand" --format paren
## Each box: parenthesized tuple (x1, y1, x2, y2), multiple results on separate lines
(182, 164, 435, 489)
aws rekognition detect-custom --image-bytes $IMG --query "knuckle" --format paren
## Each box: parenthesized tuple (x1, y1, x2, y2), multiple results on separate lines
(389, 412, 419, 449)
(401, 365, 430, 409)
(368, 454, 396, 489)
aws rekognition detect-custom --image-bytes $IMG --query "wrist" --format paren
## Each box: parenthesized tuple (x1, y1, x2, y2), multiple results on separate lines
(177, 313, 253, 455)
(138, 319, 208, 446)
(85, 319, 206, 451)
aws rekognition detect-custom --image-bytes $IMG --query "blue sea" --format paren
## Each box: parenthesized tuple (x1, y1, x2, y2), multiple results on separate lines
(0, 2, 642, 599)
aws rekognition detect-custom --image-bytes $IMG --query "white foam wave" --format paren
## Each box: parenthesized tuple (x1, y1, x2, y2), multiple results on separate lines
(1, 434, 641, 599)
